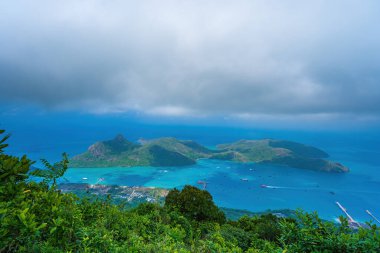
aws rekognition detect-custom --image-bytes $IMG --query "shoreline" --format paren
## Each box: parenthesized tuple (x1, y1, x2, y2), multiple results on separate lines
(58, 182, 296, 221)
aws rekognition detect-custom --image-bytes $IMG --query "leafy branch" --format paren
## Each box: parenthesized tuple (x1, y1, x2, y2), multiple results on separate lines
(0, 129, 11, 153)
(31, 153, 69, 189)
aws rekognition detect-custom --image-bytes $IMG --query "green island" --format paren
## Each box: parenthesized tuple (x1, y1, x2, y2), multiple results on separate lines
(1, 130, 379, 252)
(70, 135, 349, 173)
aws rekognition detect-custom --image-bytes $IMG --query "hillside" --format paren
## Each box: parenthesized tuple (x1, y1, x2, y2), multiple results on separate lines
(70, 136, 349, 172)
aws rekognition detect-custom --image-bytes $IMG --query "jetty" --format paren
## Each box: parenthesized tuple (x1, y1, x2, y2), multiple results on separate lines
(335, 202, 362, 228)
(366, 210, 380, 225)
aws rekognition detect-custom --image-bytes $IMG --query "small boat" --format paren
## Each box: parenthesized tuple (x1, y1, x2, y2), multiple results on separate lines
(241, 178, 249, 181)
(82, 177, 88, 180)
(260, 184, 268, 188)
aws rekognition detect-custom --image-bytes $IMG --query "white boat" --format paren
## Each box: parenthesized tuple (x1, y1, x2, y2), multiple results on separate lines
(82, 177, 88, 180)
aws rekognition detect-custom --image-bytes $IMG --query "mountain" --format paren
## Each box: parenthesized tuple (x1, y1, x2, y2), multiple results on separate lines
(70, 135, 209, 167)
(70, 136, 349, 172)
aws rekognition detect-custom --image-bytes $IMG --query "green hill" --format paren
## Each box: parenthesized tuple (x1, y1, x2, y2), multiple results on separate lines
(70, 136, 349, 172)
(70, 135, 208, 167)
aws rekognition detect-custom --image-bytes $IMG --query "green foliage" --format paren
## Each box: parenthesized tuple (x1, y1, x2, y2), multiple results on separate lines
(0, 129, 379, 252)
(31, 153, 69, 189)
(220, 224, 252, 251)
(0, 130, 34, 202)
(278, 210, 380, 252)
(235, 214, 284, 242)
(165, 185, 226, 224)
(0, 129, 10, 152)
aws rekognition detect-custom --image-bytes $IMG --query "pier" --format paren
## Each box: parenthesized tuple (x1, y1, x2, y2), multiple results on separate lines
(336, 201, 362, 228)
(366, 210, 380, 225)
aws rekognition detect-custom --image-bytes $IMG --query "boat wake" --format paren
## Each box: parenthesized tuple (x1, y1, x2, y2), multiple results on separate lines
(260, 184, 298, 189)
(259, 184, 380, 195)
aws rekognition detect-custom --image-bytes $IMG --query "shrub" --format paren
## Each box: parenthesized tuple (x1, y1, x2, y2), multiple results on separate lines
(165, 185, 226, 224)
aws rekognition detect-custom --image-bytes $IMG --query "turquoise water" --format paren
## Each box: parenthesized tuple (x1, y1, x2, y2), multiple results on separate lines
(65, 157, 380, 222)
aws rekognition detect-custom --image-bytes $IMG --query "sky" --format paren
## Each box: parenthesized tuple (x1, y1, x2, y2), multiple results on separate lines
(1, 0, 380, 128)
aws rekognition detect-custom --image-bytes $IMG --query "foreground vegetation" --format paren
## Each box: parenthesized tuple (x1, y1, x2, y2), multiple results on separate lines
(1, 130, 379, 252)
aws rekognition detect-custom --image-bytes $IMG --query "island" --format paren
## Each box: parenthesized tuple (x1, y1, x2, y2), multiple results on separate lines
(213, 139, 349, 173)
(70, 135, 349, 173)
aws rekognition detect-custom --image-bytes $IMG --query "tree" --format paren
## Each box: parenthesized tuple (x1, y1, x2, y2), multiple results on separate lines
(165, 185, 226, 224)
(0, 130, 33, 201)
(31, 153, 69, 189)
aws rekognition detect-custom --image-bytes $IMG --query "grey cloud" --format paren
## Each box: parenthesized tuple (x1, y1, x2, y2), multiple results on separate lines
(1, 0, 380, 120)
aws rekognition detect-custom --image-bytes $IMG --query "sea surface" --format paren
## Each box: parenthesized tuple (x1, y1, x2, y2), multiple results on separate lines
(2, 111, 380, 222)
(63, 158, 380, 222)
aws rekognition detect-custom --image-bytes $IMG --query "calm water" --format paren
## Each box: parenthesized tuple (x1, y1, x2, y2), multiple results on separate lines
(64, 158, 380, 222)
(2, 112, 380, 222)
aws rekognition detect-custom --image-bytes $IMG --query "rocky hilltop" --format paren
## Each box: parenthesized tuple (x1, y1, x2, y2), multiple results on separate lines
(70, 135, 349, 173)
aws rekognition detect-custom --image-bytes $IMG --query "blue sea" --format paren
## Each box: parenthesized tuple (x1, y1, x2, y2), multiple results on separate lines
(2, 111, 380, 222)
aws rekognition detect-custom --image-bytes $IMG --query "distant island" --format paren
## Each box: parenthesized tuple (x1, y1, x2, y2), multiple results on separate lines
(70, 135, 349, 173)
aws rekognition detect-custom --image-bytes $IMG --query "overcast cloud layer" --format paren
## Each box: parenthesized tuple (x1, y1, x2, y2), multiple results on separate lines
(1, 0, 380, 122)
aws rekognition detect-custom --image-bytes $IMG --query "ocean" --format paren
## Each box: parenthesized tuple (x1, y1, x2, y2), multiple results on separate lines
(2, 111, 380, 222)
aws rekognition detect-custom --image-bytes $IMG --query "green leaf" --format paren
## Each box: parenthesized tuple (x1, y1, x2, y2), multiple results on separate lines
(37, 223, 47, 230)
(50, 227, 57, 234)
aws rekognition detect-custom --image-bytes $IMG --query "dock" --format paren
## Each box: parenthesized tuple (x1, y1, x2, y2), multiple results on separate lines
(336, 201, 362, 228)
(366, 210, 380, 225)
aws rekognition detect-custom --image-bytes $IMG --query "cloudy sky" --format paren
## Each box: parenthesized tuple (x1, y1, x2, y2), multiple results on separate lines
(1, 0, 380, 125)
